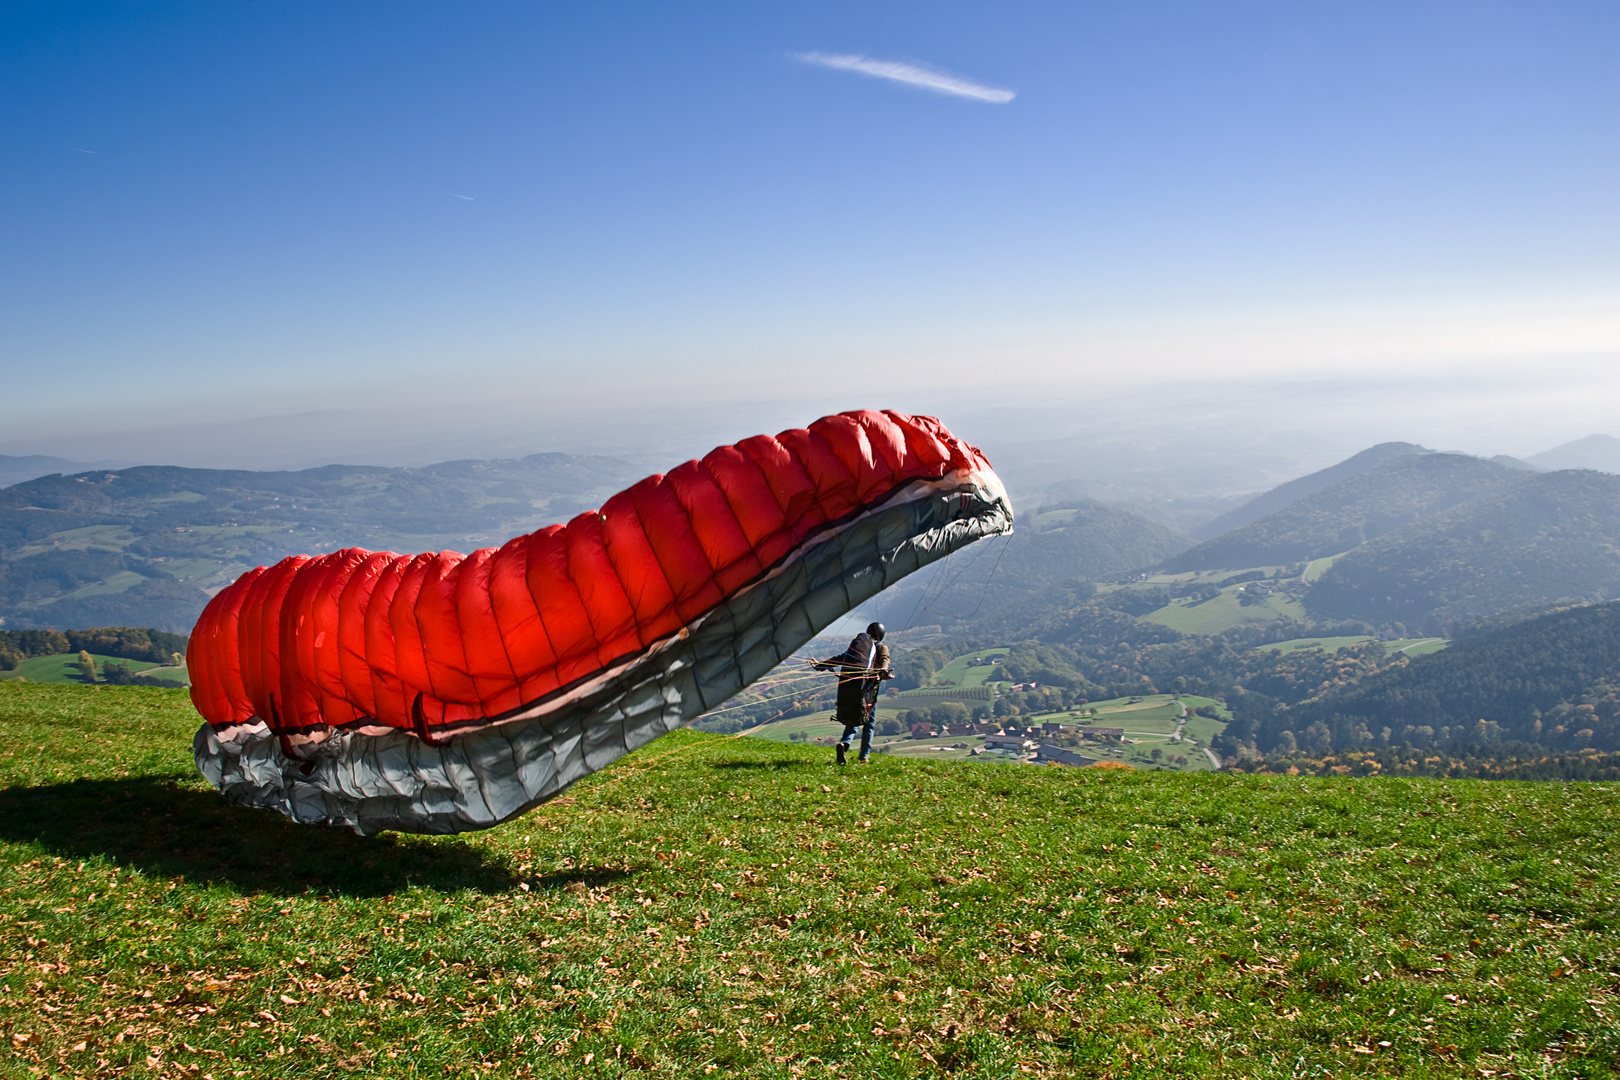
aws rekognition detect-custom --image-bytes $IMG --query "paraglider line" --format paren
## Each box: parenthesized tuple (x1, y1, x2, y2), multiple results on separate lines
(968, 532, 1013, 619)
(902, 550, 951, 631)
(922, 533, 997, 612)
(692, 672, 831, 721)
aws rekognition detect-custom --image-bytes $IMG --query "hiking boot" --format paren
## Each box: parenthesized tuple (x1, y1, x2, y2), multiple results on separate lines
(856, 755, 870, 764)
(835, 742, 848, 765)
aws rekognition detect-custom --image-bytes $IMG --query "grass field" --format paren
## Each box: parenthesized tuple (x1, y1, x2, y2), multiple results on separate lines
(1141, 587, 1308, 636)
(3, 684, 1618, 1079)
(928, 650, 1008, 690)
(1257, 638, 1448, 658)
(1390, 638, 1448, 657)
(0, 652, 163, 685)
(1301, 555, 1349, 584)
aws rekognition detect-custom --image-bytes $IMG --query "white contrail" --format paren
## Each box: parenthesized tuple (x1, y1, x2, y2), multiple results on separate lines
(793, 52, 1014, 104)
(450, 193, 474, 200)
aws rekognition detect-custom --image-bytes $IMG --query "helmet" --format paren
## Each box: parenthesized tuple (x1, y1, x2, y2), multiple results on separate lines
(866, 622, 886, 641)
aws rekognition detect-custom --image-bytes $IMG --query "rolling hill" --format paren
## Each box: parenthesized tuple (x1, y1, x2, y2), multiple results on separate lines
(0, 454, 131, 489)
(1304, 468, 1620, 629)
(1161, 452, 1525, 573)
(1528, 433, 1620, 473)
(0, 455, 639, 632)
(865, 499, 1195, 640)
(1188, 441, 1431, 541)
(1227, 600, 1620, 755)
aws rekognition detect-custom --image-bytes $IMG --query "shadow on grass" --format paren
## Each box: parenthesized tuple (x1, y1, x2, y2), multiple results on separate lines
(531, 867, 634, 892)
(709, 759, 815, 771)
(0, 774, 520, 898)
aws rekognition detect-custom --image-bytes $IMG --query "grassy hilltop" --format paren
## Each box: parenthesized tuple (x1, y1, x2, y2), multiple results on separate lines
(2, 684, 1618, 1079)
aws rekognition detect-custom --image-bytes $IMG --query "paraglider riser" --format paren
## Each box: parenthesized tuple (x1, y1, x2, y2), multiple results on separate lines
(194, 473, 1011, 834)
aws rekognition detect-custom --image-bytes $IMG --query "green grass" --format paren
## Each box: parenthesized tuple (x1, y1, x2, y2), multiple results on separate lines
(55, 569, 150, 600)
(929, 650, 1009, 690)
(1302, 554, 1350, 584)
(1389, 638, 1448, 657)
(12, 525, 135, 559)
(0, 652, 162, 684)
(1142, 587, 1308, 635)
(2, 683, 1618, 1079)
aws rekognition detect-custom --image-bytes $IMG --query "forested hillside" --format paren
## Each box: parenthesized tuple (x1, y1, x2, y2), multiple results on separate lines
(1161, 453, 1523, 572)
(1222, 601, 1620, 757)
(1189, 441, 1429, 540)
(0, 454, 124, 488)
(0, 456, 638, 632)
(866, 499, 1193, 641)
(1306, 469, 1620, 629)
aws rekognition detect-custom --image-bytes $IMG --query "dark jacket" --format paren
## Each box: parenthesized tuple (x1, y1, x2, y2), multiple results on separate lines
(819, 633, 891, 724)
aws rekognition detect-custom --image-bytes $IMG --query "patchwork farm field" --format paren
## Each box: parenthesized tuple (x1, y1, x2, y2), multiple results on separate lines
(1023, 695, 1229, 772)
(0, 653, 160, 684)
(0, 653, 189, 686)
(2, 683, 1618, 1079)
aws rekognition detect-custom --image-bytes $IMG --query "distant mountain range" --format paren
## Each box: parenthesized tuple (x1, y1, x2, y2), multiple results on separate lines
(0, 455, 639, 633)
(1163, 452, 1524, 573)
(1528, 434, 1620, 473)
(0, 454, 134, 489)
(1188, 441, 1432, 541)
(7, 430, 1620, 641)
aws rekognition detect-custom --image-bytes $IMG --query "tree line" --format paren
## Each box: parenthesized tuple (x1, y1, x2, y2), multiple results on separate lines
(0, 626, 188, 671)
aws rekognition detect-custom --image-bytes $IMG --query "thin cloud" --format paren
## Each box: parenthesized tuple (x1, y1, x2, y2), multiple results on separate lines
(793, 52, 1014, 104)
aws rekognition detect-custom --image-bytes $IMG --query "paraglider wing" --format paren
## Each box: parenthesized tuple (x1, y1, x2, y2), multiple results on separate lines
(188, 410, 1012, 834)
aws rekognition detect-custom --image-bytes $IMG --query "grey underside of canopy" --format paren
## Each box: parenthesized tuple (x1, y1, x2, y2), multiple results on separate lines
(194, 479, 1013, 835)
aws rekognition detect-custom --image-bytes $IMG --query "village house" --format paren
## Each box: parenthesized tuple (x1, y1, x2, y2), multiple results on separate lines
(1036, 744, 1097, 767)
(983, 733, 1035, 753)
(1078, 726, 1125, 740)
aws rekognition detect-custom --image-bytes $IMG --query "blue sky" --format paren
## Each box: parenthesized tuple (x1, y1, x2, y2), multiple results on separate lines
(2, 1, 1616, 466)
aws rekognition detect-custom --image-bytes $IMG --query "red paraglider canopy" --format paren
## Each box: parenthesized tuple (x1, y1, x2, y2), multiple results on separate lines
(188, 410, 1011, 832)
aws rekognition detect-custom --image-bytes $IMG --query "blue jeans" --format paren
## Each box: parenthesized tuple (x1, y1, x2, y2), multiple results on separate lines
(839, 720, 874, 760)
